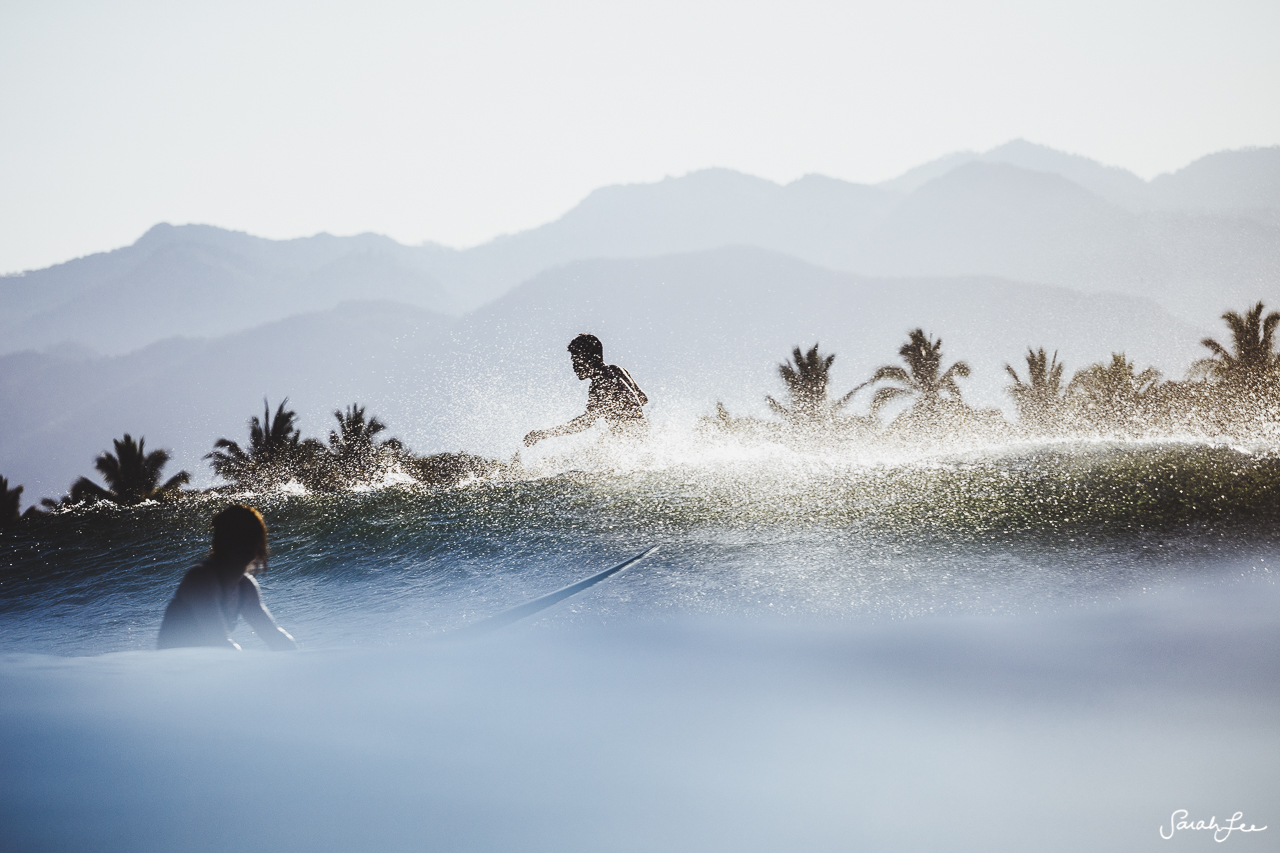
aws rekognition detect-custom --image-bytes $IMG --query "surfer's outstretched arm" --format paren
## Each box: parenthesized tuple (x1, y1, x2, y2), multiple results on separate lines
(239, 575, 297, 651)
(524, 411, 596, 447)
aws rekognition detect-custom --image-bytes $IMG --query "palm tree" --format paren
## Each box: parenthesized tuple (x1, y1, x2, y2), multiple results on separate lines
(325, 403, 402, 482)
(1, 476, 22, 526)
(1066, 353, 1161, 432)
(1005, 348, 1066, 433)
(67, 434, 190, 505)
(765, 344, 857, 428)
(1191, 302, 1280, 424)
(206, 398, 303, 488)
(861, 329, 971, 422)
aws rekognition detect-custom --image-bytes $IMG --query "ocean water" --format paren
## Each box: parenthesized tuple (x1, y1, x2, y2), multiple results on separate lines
(2, 435, 1278, 851)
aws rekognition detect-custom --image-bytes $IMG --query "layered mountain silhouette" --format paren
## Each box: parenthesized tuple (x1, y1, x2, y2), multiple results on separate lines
(2, 248, 1204, 501)
(0, 225, 458, 356)
(2, 141, 1277, 359)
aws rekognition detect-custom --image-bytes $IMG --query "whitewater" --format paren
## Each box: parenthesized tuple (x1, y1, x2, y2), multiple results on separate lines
(2, 433, 1278, 851)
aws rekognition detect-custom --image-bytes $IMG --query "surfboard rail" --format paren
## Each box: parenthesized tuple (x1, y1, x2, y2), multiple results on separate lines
(449, 545, 659, 638)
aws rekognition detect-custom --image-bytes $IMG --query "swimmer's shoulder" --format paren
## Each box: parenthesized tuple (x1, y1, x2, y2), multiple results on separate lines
(237, 573, 263, 599)
(173, 561, 218, 598)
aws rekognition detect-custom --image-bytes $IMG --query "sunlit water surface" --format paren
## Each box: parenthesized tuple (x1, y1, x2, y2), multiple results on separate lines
(4, 436, 1279, 653)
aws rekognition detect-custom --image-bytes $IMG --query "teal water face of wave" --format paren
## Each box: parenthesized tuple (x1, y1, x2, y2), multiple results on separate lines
(2, 438, 1278, 655)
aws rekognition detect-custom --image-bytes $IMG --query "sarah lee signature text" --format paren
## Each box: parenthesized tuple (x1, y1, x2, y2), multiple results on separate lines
(1161, 810, 1267, 842)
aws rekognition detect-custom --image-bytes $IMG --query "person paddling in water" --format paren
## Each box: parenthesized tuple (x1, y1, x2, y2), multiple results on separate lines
(157, 504, 297, 651)
(524, 333, 649, 447)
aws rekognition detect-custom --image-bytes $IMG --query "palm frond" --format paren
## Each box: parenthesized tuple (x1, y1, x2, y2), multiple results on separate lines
(869, 386, 911, 415)
(765, 395, 791, 419)
(157, 471, 191, 494)
(831, 387, 858, 410)
(1199, 337, 1231, 363)
(867, 365, 913, 386)
(69, 477, 113, 504)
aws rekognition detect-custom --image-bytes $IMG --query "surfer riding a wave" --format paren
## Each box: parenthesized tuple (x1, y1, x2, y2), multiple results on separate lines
(524, 333, 649, 447)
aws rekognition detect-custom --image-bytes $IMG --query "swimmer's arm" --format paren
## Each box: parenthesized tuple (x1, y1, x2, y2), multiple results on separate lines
(239, 576, 298, 651)
(524, 411, 597, 446)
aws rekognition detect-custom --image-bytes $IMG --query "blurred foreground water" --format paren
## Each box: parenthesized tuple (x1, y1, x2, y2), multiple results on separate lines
(1, 437, 1278, 851)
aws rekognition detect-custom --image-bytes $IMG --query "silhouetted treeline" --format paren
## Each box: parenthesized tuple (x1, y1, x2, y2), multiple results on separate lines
(704, 301, 1280, 443)
(7, 399, 503, 520)
(203, 399, 503, 494)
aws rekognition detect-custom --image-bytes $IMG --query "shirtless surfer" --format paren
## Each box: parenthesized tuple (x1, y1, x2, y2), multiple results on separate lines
(156, 503, 297, 651)
(524, 334, 649, 447)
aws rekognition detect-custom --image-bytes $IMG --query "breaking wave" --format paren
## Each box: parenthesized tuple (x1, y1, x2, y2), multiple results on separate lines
(4, 434, 1278, 656)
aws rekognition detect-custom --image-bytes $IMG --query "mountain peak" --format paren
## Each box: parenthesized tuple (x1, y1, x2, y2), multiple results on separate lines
(1150, 146, 1280, 212)
(880, 139, 1146, 208)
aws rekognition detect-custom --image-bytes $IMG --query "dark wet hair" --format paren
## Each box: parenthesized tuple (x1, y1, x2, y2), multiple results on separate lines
(211, 503, 269, 572)
(568, 333, 603, 361)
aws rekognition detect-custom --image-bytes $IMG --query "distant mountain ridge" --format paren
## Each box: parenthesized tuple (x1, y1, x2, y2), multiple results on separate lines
(878, 139, 1280, 214)
(2, 141, 1278, 357)
(879, 140, 1151, 210)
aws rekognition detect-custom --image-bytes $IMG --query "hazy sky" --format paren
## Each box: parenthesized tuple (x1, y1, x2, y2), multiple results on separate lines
(2, 0, 1278, 274)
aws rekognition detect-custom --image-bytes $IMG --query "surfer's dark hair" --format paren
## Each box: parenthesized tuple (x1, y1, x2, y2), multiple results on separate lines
(211, 503, 269, 573)
(567, 333, 604, 361)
